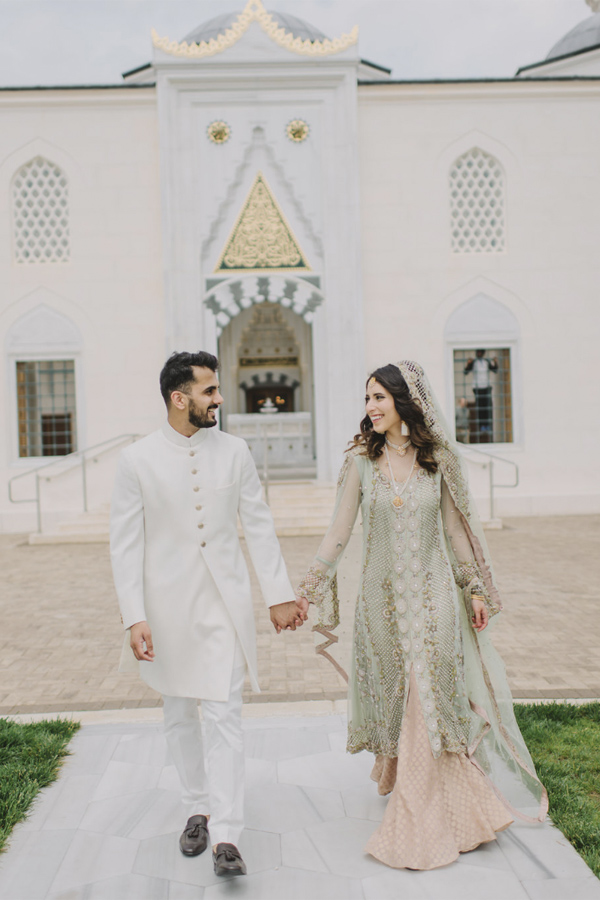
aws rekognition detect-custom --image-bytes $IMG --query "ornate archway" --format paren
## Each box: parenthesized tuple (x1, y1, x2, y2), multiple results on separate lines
(204, 274, 322, 470)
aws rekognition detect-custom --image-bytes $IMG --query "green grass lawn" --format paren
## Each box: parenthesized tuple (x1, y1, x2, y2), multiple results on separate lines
(515, 702, 600, 879)
(0, 718, 80, 853)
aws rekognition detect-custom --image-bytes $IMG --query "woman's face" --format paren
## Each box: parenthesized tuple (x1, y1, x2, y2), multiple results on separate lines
(365, 380, 401, 434)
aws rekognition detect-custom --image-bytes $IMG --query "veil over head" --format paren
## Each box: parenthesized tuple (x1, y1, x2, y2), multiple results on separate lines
(312, 359, 547, 823)
(395, 360, 501, 613)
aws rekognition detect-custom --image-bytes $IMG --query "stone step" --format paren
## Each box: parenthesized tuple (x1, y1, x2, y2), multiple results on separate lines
(28, 482, 338, 543)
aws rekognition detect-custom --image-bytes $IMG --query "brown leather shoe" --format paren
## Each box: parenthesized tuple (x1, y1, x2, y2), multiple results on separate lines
(179, 815, 209, 856)
(212, 842, 247, 876)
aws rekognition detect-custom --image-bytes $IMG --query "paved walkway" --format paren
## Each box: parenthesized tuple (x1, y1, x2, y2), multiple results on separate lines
(1, 515, 600, 715)
(1, 711, 599, 900)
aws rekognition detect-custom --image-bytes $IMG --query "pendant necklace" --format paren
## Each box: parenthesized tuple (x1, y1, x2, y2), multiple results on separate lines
(386, 437, 412, 457)
(384, 444, 418, 510)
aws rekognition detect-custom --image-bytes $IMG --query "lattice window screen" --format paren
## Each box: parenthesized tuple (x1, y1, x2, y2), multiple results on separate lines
(12, 157, 70, 263)
(449, 149, 505, 253)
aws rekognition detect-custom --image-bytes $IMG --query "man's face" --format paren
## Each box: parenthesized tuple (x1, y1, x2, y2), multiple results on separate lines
(181, 367, 224, 429)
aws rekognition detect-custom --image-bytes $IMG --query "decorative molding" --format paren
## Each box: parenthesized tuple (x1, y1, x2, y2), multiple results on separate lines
(201, 127, 323, 270)
(6, 303, 82, 354)
(201, 131, 258, 268)
(261, 137, 323, 260)
(203, 274, 324, 336)
(444, 294, 520, 341)
(215, 172, 310, 272)
(152, 0, 358, 60)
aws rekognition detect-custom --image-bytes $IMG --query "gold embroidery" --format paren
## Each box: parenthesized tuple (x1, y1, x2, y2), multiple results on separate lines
(215, 173, 310, 272)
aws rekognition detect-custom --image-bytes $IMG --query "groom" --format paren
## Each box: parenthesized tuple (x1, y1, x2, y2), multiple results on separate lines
(110, 351, 306, 877)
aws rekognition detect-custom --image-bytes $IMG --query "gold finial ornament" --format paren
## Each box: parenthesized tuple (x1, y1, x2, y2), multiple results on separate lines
(207, 121, 231, 144)
(286, 119, 310, 143)
(151, 0, 358, 60)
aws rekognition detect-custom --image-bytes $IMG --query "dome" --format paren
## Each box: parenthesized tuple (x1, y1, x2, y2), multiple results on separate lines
(183, 10, 329, 46)
(545, 12, 600, 62)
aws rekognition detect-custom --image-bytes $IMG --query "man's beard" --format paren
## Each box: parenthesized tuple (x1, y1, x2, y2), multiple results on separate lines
(188, 399, 218, 429)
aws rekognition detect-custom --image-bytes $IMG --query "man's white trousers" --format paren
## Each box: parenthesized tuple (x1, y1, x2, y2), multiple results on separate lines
(162, 649, 246, 847)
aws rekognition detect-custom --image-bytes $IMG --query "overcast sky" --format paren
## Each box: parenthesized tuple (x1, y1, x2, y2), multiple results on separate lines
(0, 0, 593, 86)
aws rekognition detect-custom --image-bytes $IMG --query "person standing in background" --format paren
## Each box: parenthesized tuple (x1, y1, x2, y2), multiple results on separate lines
(464, 350, 498, 441)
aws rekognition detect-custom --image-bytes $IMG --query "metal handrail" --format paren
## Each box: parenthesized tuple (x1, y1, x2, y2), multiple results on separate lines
(458, 444, 519, 521)
(8, 433, 141, 533)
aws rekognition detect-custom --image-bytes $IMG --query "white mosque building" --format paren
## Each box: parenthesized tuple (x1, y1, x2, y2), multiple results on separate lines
(1, 0, 599, 534)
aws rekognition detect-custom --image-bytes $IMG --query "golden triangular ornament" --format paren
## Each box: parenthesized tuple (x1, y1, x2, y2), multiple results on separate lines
(215, 173, 310, 272)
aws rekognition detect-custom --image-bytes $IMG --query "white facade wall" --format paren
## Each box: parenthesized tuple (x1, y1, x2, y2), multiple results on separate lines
(151, 25, 366, 483)
(1, 44, 600, 531)
(357, 80, 600, 515)
(0, 88, 164, 531)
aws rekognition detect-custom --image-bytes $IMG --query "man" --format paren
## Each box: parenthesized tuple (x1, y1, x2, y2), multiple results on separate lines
(110, 351, 306, 877)
(455, 396, 471, 444)
(463, 349, 498, 441)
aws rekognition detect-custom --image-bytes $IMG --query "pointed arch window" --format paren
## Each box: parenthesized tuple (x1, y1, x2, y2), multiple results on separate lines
(12, 157, 70, 263)
(449, 148, 505, 253)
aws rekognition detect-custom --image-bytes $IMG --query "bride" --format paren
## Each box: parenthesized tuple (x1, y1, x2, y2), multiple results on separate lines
(297, 361, 546, 870)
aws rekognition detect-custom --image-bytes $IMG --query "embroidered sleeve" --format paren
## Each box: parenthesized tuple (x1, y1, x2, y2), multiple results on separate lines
(296, 454, 361, 630)
(441, 479, 501, 619)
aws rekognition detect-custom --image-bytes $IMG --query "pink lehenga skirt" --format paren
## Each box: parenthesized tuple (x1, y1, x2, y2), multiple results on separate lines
(365, 672, 513, 870)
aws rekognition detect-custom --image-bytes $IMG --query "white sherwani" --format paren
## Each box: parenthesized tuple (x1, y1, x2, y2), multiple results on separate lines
(110, 421, 295, 701)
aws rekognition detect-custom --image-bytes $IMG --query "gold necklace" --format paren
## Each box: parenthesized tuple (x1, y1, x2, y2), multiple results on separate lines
(385, 437, 412, 457)
(384, 444, 418, 510)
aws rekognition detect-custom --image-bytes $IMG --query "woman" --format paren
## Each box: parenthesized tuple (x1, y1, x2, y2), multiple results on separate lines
(297, 361, 546, 870)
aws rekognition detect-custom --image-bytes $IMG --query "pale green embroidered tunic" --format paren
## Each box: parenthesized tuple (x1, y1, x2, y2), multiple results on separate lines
(299, 450, 498, 760)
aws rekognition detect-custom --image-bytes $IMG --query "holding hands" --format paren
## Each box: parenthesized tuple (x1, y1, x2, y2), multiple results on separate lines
(270, 597, 309, 633)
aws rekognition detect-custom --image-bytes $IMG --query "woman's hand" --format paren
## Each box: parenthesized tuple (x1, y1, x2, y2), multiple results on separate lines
(471, 596, 489, 632)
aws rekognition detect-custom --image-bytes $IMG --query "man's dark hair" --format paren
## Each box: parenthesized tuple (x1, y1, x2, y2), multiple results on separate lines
(159, 351, 219, 406)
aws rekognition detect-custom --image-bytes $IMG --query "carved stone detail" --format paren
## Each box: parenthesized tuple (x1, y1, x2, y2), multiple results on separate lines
(216, 172, 309, 271)
(204, 274, 324, 336)
(152, 0, 358, 59)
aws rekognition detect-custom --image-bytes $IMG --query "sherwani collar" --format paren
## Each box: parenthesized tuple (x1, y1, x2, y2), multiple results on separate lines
(161, 421, 211, 449)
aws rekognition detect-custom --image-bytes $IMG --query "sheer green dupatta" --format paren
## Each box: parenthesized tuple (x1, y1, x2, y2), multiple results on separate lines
(296, 452, 364, 684)
(399, 360, 547, 823)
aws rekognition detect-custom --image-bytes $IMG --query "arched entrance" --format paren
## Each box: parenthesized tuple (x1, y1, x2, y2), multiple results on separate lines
(203, 274, 323, 472)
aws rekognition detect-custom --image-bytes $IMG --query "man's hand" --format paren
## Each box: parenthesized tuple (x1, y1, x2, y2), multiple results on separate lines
(130, 620, 155, 661)
(270, 599, 308, 634)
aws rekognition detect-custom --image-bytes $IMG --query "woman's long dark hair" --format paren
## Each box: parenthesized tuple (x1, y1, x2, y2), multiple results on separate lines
(348, 364, 438, 474)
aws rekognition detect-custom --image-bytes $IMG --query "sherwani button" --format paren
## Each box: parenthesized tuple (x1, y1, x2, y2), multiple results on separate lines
(193, 486, 200, 492)
(191, 468, 198, 474)
(196, 505, 202, 510)
(197, 523, 204, 529)
(189, 451, 195, 457)
(200, 541, 206, 547)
